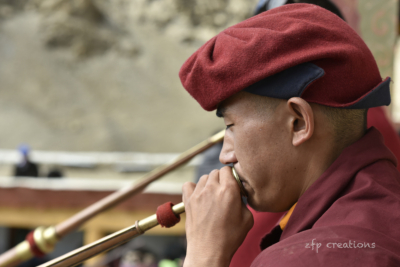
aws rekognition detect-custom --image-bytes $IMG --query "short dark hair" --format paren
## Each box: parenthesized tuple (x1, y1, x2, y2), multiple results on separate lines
(320, 106, 368, 145)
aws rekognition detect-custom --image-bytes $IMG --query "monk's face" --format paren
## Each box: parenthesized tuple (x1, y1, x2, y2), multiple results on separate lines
(219, 92, 304, 212)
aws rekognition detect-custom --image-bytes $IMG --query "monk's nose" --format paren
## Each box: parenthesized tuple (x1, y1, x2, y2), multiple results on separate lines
(219, 135, 237, 165)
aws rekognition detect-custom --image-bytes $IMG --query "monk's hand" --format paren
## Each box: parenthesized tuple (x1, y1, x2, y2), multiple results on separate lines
(182, 166, 254, 267)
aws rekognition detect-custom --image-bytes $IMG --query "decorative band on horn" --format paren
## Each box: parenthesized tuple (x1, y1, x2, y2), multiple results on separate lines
(26, 227, 58, 257)
(156, 202, 181, 228)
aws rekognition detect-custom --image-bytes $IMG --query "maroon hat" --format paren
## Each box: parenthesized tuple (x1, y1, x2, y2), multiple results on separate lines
(179, 3, 390, 111)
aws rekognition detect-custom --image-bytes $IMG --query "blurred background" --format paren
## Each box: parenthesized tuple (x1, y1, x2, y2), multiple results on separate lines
(0, 0, 399, 266)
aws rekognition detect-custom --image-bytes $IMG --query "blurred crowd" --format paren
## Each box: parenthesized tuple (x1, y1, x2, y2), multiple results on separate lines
(14, 144, 63, 179)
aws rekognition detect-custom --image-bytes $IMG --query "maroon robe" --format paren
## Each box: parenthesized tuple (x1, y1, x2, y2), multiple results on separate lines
(251, 127, 400, 266)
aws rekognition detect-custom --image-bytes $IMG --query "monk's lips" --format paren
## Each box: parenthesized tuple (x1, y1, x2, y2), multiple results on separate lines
(179, 3, 390, 111)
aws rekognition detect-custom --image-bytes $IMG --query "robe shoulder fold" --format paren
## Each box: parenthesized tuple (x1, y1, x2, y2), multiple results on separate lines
(252, 225, 400, 267)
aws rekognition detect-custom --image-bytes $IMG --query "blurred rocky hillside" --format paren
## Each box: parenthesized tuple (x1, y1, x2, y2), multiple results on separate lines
(0, 0, 257, 152)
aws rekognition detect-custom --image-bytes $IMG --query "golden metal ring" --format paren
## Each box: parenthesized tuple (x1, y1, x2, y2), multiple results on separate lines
(232, 167, 247, 197)
(135, 220, 144, 234)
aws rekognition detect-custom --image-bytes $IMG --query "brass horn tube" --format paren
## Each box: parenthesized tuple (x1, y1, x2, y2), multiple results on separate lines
(0, 130, 225, 267)
(38, 167, 246, 267)
(38, 203, 186, 267)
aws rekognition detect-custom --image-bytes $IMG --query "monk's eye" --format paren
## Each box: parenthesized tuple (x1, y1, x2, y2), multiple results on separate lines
(226, 124, 233, 130)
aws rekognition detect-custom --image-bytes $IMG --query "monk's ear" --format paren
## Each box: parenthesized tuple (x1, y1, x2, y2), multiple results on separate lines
(286, 97, 314, 146)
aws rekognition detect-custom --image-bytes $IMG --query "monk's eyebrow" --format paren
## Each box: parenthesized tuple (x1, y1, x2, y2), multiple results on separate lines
(216, 106, 226, 118)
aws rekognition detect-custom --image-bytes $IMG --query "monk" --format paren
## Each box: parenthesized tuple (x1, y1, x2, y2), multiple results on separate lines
(179, 4, 400, 266)
(230, 1, 400, 266)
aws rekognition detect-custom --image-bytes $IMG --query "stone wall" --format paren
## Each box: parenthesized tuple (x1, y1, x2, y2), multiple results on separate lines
(0, 0, 257, 152)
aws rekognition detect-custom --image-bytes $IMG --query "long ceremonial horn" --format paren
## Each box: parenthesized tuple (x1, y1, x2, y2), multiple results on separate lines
(38, 166, 246, 267)
(38, 202, 186, 267)
(0, 130, 225, 267)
